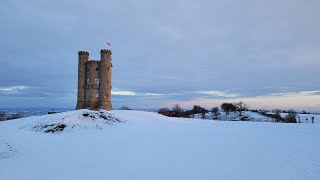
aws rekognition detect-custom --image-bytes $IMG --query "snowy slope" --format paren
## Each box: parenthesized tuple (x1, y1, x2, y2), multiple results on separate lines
(0, 110, 320, 180)
(280, 113, 320, 123)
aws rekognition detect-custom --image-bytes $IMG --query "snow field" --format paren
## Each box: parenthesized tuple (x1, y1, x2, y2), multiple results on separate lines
(0, 110, 319, 180)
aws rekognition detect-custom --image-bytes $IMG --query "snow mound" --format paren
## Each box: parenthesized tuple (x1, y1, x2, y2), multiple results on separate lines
(3, 109, 122, 133)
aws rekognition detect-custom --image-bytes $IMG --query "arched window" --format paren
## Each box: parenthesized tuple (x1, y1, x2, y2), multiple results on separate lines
(95, 91, 99, 98)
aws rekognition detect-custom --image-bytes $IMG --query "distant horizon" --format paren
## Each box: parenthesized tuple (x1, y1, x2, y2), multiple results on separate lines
(0, 105, 319, 114)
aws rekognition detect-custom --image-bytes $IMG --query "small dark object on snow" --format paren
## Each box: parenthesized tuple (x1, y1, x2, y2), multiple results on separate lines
(99, 114, 108, 120)
(48, 109, 57, 114)
(312, 116, 315, 123)
(240, 116, 249, 121)
(83, 112, 89, 117)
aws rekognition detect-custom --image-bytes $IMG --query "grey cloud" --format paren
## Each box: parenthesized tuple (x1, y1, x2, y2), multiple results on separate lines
(0, 0, 319, 110)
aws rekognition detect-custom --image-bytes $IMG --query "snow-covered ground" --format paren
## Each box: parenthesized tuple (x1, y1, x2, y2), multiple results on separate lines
(280, 113, 319, 123)
(208, 111, 273, 121)
(0, 110, 320, 180)
(194, 111, 269, 120)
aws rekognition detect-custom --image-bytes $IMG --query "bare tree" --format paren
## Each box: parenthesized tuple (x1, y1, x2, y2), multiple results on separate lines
(285, 109, 297, 123)
(172, 104, 184, 117)
(120, 106, 132, 110)
(192, 105, 208, 119)
(221, 103, 237, 120)
(158, 107, 170, 115)
(221, 103, 236, 115)
(211, 107, 220, 119)
(235, 101, 247, 116)
(272, 109, 282, 115)
(273, 109, 282, 122)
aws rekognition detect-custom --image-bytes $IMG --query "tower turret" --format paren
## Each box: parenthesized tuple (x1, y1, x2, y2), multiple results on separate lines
(99, 49, 112, 110)
(76, 51, 89, 109)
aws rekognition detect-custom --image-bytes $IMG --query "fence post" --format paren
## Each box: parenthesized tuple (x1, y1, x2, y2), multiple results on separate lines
(312, 116, 314, 123)
(298, 116, 301, 123)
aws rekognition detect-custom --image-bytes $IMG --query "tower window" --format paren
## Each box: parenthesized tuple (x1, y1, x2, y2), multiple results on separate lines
(95, 78, 100, 85)
(95, 91, 99, 97)
(86, 90, 89, 98)
(86, 78, 89, 85)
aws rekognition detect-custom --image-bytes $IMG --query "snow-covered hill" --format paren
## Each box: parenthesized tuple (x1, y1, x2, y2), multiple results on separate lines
(0, 110, 320, 180)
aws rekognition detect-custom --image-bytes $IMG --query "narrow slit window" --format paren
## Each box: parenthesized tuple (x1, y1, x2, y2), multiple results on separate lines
(95, 78, 100, 85)
(95, 91, 99, 98)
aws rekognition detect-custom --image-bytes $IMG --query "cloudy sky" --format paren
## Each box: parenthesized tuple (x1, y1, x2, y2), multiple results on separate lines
(1, 0, 320, 111)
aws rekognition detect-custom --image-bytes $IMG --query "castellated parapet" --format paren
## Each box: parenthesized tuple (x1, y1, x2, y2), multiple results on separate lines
(76, 49, 112, 110)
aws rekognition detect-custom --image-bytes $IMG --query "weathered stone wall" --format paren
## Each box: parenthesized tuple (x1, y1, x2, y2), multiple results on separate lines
(84, 60, 100, 109)
(99, 49, 112, 110)
(76, 49, 112, 110)
(76, 51, 89, 109)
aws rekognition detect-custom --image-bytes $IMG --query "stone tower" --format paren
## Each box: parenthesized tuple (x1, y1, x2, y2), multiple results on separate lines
(76, 49, 112, 110)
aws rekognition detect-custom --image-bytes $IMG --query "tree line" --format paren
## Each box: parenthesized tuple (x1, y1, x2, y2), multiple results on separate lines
(158, 101, 248, 119)
(157, 102, 301, 123)
(0, 112, 25, 121)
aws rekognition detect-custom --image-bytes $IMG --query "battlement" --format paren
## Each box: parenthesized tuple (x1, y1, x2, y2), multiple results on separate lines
(100, 49, 112, 54)
(78, 51, 89, 55)
(87, 60, 100, 64)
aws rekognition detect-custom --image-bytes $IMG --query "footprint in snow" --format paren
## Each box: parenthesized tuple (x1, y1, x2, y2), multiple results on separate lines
(0, 141, 17, 159)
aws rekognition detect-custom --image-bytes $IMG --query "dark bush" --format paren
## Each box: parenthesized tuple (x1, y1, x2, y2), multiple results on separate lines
(0, 112, 5, 121)
(285, 109, 297, 123)
(6, 113, 25, 120)
(183, 110, 194, 118)
(259, 111, 284, 122)
(120, 106, 132, 110)
(192, 105, 208, 119)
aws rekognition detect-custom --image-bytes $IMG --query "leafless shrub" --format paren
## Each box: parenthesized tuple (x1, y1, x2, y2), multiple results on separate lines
(0, 112, 6, 121)
(120, 106, 132, 110)
(285, 109, 297, 123)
